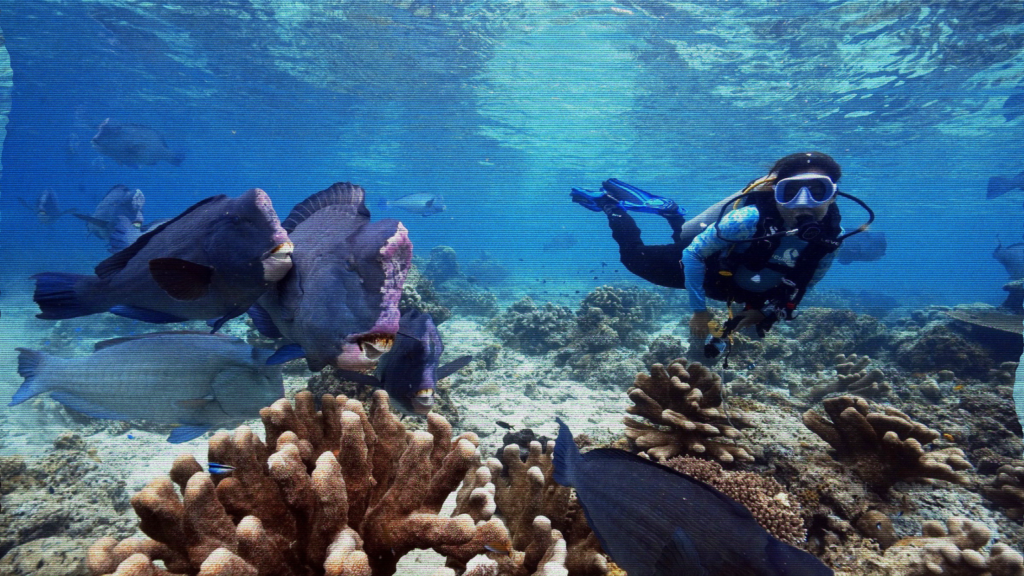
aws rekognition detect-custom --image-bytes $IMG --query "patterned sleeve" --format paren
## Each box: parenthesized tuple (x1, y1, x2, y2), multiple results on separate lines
(682, 205, 760, 311)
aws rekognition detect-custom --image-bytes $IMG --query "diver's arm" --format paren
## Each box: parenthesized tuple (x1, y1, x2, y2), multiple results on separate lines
(682, 205, 760, 311)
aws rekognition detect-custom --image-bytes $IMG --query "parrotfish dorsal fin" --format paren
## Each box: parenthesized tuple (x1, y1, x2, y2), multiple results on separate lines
(93, 195, 226, 280)
(281, 182, 370, 233)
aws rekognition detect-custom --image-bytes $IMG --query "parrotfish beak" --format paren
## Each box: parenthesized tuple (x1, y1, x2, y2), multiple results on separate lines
(412, 389, 434, 414)
(133, 221, 142, 228)
(261, 241, 294, 282)
(335, 334, 395, 370)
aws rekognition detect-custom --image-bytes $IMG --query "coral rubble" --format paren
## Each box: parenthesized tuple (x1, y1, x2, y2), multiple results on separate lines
(623, 360, 754, 464)
(802, 395, 973, 491)
(87, 390, 565, 576)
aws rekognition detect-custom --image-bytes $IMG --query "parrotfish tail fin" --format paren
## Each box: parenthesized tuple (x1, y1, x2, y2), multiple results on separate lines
(167, 425, 209, 443)
(170, 151, 186, 166)
(10, 348, 50, 406)
(32, 272, 103, 320)
(766, 536, 834, 576)
(247, 303, 283, 339)
(552, 417, 580, 488)
(266, 343, 306, 365)
(282, 182, 370, 233)
(988, 176, 1013, 199)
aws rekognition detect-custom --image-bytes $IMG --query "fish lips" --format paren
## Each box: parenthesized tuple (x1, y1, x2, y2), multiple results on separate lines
(261, 241, 294, 282)
(411, 388, 434, 415)
(335, 333, 395, 370)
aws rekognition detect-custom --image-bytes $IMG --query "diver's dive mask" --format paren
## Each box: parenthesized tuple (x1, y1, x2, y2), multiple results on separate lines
(773, 173, 836, 209)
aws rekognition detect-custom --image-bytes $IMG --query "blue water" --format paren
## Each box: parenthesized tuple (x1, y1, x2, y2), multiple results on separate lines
(0, 0, 1023, 571)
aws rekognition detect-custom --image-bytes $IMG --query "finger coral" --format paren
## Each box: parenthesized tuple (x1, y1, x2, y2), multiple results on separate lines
(883, 517, 1024, 576)
(802, 395, 973, 491)
(624, 360, 754, 464)
(86, 390, 537, 576)
(981, 463, 1024, 521)
(804, 354, 890, 402)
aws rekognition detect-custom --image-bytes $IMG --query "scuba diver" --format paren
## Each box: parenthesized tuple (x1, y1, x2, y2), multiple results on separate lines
(571, 152, 873, 361)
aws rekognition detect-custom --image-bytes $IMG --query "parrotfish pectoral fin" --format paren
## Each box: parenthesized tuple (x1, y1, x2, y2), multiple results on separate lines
(109, 305, 188, 324)
(149, 258, 214, 301)
(552, 417, 580, 487)
(206, 308, 243, 333)
(49, 391, 130, 420)
(9, 348, 50, 406)
(247, 303, 283, 339)
(167, 425, 210, 444)
(437, 355, 473, 380)
(266, 343, 306, 365)
(73, 213, 111, 228)
(655, 527, 708, 576)
(32, 272, 99, 320)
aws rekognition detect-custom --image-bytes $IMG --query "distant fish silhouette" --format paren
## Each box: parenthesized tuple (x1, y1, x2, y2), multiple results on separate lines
(836, 231, 886, 265)
(378, 193, 445, 216)
(1002, 93, 1024, 121)
(74, 184, 145, 241)
(542, 232, 578, 251)
(993, 235, 1024, 280)
(91, 118, 185, 167)
(552, 418, 833, 576)
(987, 170, 1024, 201)
(18, 189, 76, 225)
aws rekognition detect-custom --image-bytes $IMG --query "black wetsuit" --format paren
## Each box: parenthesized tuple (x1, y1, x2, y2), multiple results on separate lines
(606, 207, 688, 289)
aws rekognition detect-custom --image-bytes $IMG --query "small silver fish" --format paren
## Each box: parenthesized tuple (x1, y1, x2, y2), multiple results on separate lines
(378, 193, 445, 216)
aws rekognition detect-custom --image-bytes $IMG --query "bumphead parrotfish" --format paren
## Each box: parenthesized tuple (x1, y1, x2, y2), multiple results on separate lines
(836, 230, 886, 265)
(378, 192, 446, 216)
(553, 419, 834, 576)
(18, 189, 76, 225)
(74, 184, 145, 241)
(251, 182, 413, 371)
(8, 332, 284, 443)
(34, 188, 293, 331)
(994, 236, 1024, 280)
(334, 309, 472, 414)
(91, 118, 185, 167)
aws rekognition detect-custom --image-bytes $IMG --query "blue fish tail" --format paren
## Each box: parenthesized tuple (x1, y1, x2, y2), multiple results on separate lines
(32, 272, 102, 319)
(553, 417, 580, 487)
(10, 348, 51, 405)
(247, 303, 282, 339)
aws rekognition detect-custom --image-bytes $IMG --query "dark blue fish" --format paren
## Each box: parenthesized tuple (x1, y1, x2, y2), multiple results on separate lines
(987, 170, 1024, 200)
(378, 192, 445, 216)
(18, 189, 76, 225)
(553, 419, 833, 576)
(207, 462, 235, 474)
(252, 182, 413, 371)
(91, 118, 184, 167)
(9, 332, 284, 443)
(994, 236, 1024, 280)
(74, 184, 145, 241)
(34, 189, 293, 331)
(335, 310, 471, 414)
(107, 216, 172, 253)
(836, 231, 886, 265)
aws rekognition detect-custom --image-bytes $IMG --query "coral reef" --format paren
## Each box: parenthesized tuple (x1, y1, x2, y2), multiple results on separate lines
(424, 245, 461, 284)
(882, 517, 1024, 576)
(802, 395, 973, 491)
(663, 455, 806, 544)
(981, 463, 1024, 521)
(802, 354, 890, 402)
(490, 298, 575, 355)
(894, 323, 994, 378)
(87, 390, 565, 576)
(575, 286, 664, 350)
(399, 263, 453, 324)
(464, 251, 510, 285)
(623, 360, 754, 464)
(1, 433, 133, 562)
(640, 334, 685, 368)
(781, 307, 891, 370)
(437, 278, 499, 318)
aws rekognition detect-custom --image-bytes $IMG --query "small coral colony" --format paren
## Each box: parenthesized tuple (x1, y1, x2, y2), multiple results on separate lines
(4, 176, 1024, 576)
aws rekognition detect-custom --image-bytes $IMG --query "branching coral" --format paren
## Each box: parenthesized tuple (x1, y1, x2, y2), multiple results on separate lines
(802, 395, 973, 491)
(804, 354, 890, 402)
(624, 360, 754, 464)
(490, 298, 575, 355)
(663, 456, 805, 545)
(883, 517, 1024, 576)
(981, 463, 1024, 521)
(87, 390, 565, 576)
